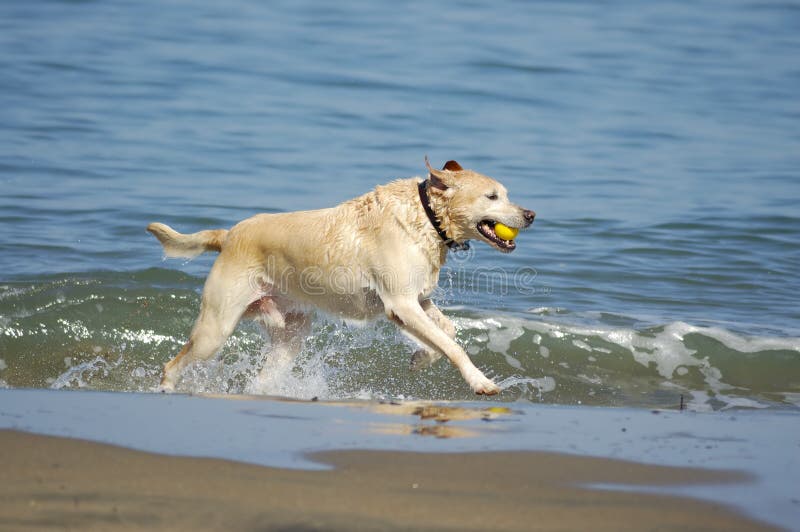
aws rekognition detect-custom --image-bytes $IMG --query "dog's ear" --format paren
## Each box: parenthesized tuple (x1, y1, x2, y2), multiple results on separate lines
(442, 160, 463, 172)
(425, 156, 450, 190)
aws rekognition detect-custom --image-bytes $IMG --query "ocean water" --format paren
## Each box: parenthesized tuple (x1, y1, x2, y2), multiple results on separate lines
(1, 0, 798, 411)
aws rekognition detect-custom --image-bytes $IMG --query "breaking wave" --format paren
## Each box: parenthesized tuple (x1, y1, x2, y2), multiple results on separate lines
(1, 274, 798, 411)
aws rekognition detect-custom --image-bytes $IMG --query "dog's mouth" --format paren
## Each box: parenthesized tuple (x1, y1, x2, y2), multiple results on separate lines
(477, 220, 516, 252)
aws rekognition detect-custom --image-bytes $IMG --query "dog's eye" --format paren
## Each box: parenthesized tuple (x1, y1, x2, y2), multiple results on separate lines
(486, 193, 498, 201)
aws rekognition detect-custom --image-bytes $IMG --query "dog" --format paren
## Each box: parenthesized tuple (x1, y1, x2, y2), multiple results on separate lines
(147, 158, 535, 395)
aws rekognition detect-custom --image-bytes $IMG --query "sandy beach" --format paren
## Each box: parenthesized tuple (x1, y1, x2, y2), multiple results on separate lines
(1, 429, 773, 532)
(1, 389, 796, 531)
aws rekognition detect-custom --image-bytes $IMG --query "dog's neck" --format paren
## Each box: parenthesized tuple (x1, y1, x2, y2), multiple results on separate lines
(417, 180, 470, 252)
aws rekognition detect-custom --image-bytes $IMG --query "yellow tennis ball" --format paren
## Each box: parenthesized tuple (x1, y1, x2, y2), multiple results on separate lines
(494, 222, 519, 240)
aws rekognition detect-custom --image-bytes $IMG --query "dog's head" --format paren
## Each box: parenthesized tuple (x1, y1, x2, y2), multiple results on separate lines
(425, 158, 535, 253)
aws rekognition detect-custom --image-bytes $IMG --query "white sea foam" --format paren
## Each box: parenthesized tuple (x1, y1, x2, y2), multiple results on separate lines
(502, 353, 523, 370)
(539, 346, 550, 358)
(572, 339, 592, 351)
(50, 355, 122, 390)
(782, 393, 800, 408)
(115, 328, 179, 346)
(499, 375, 556, 395)
(454, 316, 524, 355)
(453, 312, 800, 410)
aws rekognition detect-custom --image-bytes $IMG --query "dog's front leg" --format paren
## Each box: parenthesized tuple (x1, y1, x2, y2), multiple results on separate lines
(410, 299, 453, 371)
(386, 299, 499, 395)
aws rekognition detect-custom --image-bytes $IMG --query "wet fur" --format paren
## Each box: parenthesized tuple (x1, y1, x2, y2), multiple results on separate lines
(148, 160, 534, 394)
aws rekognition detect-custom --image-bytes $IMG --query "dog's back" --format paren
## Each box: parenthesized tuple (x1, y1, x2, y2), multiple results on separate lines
(148, 160, 533, 395)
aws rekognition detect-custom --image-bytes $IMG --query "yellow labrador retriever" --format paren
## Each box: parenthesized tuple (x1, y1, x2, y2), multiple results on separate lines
(148, 159, 535, 395)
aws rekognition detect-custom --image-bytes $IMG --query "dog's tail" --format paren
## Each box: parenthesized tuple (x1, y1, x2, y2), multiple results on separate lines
(146, 222, 228, 258)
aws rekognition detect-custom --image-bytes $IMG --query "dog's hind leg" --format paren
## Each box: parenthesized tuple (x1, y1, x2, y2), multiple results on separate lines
(410, 299, 454, 371)
(252, 311, 311, 394)
(159, 258, 255, 392)
(245, 296, 285, 330)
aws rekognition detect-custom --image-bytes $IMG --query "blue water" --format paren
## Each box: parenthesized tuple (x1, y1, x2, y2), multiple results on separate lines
(1, 0, 798, 409)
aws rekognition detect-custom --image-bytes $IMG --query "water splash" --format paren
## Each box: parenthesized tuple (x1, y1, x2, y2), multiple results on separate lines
(2, 277, 798, 409)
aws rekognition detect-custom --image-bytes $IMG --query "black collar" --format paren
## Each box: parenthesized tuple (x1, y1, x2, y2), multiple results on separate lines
(417, 180, 470, 251)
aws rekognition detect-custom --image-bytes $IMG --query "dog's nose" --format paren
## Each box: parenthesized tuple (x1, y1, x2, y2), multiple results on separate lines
(523, 209, 536, 225)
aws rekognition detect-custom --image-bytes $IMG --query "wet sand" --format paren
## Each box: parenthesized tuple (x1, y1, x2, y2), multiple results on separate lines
(0, 429, 774, 532)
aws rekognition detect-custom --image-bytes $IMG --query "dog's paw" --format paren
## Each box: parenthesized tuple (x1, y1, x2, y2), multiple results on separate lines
(157, 379, 176, 394)
(409, 349, 442, 371)
(470, 375, 500, 395)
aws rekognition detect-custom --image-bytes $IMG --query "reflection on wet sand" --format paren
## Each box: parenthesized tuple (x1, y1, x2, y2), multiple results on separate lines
(365, 402, 517, 439)
(204, 393, 519, 439)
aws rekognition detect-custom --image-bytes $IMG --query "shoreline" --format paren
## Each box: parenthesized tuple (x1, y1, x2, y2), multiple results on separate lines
(0, 429, 773, 531)
(0, 388, 796, 530)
